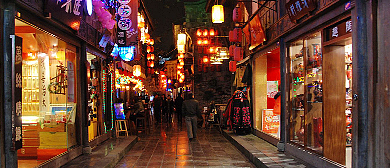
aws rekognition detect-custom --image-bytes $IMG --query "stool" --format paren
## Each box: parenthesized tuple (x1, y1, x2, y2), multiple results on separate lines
(115, 120, 129, 137)
(136, 116, 146, 134)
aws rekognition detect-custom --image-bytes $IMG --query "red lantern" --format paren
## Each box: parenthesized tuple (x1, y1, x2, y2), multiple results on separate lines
(203, 56, 209, 63)
(210, 28, 215, 36)
(203, 39, 209, 45)
(229, 61, 237, 72)
(233, 7, 242, 22)
(196, 29, 202, 37)
(149, 39, 154, 45)
(197, 39, 202, 45)
(147, 54, 151, 60)
(203, 29, 208, 36)
(229, 30, 235, 42)
(229, 45, 235, 56)
(233, 28, 242, 42)
(150, 54, 155, 60)
(147, 46, 151, 53)
(144, 33, 150, 40)
(234, 47, 243, 61)
(150, 61, 154, 68)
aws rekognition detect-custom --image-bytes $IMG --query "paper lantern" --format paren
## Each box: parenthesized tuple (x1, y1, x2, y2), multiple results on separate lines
(149, 39, 154, 45)
(203, 39, 209, 45)
(147, 46, 151, 53)
(229, 61, 237, 72)
(212, 5, 224, 23)
(177, 33, 186, 45)
(203, 56, 209, 63)
(229, 28, 242, 43)
(229, 45, 235, 56)
(196, 29, 202, 37)
(229, 30, 235, 42)
(138, 21, 145, 28)
(233, 6, 242, 22)
(197, 39, 202, 45)
(234, 47, 243, 61)
(150, 54, 155, 60)
(147, 54, 151, 60)
(203, 29, 208, 36)
(133, 65, 141, 77)
(209, 28, 215, 36)
(150, 61, 154, 68)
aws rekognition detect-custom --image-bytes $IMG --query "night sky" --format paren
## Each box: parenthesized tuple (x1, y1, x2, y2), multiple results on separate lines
(143, 0, 185, 58)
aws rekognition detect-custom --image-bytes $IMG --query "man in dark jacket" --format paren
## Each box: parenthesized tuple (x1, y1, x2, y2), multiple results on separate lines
(175, 92, 184, 125)
(182, 93, 201, 141)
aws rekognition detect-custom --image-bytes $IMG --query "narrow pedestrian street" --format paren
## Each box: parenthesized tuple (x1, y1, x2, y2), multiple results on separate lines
(115, 122, 255, 168)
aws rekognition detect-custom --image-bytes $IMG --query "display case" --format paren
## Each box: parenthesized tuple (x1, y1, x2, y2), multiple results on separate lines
(289, 32, 323, 153)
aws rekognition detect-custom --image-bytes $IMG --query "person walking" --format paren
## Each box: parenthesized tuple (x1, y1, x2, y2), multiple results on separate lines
(182, 93, 201, 141)
(166, 95, 174, 123)
(175, 92, 184, 125)
(153, 94, 162, 124)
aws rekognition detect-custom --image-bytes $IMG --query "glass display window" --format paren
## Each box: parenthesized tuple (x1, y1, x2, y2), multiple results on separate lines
(16, 18, 77, 162)
(289, 31, 323, 153)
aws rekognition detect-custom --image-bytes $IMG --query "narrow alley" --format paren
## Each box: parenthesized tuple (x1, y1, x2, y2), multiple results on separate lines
(115, 123, 255, 168)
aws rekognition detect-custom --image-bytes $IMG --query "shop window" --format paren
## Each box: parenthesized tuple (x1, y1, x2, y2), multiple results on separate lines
(289, 31, 323, 153)
(16, 19, 77, 162)
(252, 48, 280, 138)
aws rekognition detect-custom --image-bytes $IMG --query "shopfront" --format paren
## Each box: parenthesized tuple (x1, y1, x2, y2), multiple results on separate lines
(286, 16, 352, 167)
(252, 46, 281, 140)
(15, 18, 78, 164)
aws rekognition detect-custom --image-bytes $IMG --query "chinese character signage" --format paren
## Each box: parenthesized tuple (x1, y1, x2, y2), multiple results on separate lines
(324, 18, 352, 42)
(11, 35, 23, 150)
(286, 0, 317, 23)
(117, 0, 138, 47)
(39, 54, 50, 118)
(45, 0, 84, 30)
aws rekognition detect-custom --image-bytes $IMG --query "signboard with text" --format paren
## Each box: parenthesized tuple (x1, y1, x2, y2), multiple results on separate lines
(45, 0, 83, 30)
(286, 0, 317, 23)
(117, 0, 138, 47)
(324, 18, 352, 42)
(262, 109, 279, 134)
(11, 35, 23, 150)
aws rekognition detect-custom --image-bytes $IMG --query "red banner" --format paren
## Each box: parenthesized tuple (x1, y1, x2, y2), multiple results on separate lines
(249, 15, 266, 49)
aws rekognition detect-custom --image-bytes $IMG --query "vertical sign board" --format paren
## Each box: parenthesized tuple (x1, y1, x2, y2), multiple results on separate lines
(249, 15, 266, 49)
(11, 35, 23, 150)
(45, 0, 83, 30)
(117, 0, 138, 47)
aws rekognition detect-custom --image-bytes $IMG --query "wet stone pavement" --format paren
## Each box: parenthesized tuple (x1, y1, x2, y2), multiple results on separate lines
(115, 122, 256, 168)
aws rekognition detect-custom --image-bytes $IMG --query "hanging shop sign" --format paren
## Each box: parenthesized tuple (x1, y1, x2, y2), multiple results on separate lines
(286, 0, 317, 23)
(45, 0, 84, 30)
(11, 35, 23, 150)
(39, 54, 50, 117)
(249, 15, 266, 50)
(324, 18, 352, 42)
(117, 0, 138, 47)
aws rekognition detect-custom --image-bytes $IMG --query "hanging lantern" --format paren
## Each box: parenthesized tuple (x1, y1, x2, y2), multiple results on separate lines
(177, 33, 187, 45)
(234, 28, 242, 42)
(203, 29, 208, 36)
(149, 39, 154, 45)
(209, 46, 216, 54)
(233, 6, 242, 22)
(203, 39, 209, 45)
(229, 30, 235, 42)
(234, 47, 243, 61)
(229, 45, 235, 56)
(218, 47, 229, 59)
(229, 61, 237, 72)
(150, 61, 154, 68)
(209, 28, 215, 36)
(203, 56, 209, 63)
(197, 39, 202, 45)
(147, 54, 151, 60)
(147, 46, 151, 53)
(133, 65, 141, 77)
(212, 5, 224, 23)
(144, 33, 150, 40)
(196, 29, 202, 37)
(150, 54, 155, 60)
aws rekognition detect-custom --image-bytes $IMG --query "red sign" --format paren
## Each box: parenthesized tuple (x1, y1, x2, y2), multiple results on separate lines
(262, 109, 279, 134)
(286, 0, 317, 23)
(249, 15, 266, 49)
